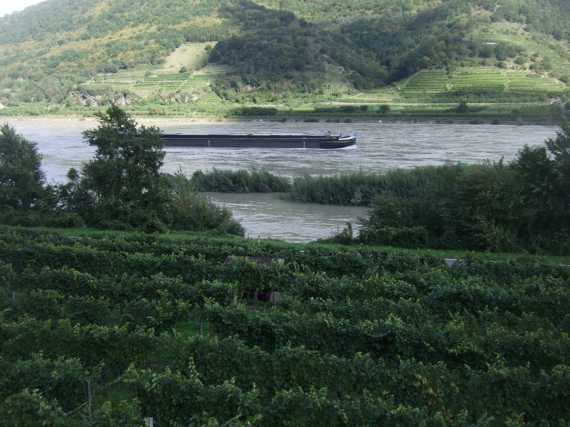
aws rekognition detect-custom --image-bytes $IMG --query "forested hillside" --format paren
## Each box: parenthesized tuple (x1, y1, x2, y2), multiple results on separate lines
(1, 0, 569, 116)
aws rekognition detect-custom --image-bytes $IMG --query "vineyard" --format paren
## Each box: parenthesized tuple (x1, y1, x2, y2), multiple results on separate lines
(81, 46, 230, 116)
(0, 226, 569, 425)
(77, 64, 566, 119)
(338, 68, 566, 106)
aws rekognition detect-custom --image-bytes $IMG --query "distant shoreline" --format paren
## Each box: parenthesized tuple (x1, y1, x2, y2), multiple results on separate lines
(1, 113, 562, 127)
(1, 115, 231, 126)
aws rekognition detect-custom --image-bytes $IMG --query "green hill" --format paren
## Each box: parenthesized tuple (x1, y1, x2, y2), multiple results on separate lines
(1, 0, 569, 117)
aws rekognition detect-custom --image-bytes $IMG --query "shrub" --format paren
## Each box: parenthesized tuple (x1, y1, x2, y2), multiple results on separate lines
(165, 173, 244, 236)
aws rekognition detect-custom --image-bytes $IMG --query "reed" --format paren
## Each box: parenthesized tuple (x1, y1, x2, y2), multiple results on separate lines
(191, 169, 291, 193)
(288, 166, 466, 206)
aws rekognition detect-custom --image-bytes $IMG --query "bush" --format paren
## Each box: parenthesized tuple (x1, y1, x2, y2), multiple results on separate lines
(165, 173, 244, 236)
(45, 213, 86, 229)
(0, 209, 85, 229)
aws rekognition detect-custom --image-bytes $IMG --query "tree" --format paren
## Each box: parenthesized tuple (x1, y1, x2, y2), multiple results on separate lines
(513, 144, 555, 234)
(0, 125, 45, 210)
(55, 106, 243, 234)
(55, 168, 94, 216)
(80, 105, 168, 228)
(509, 120, 570, 250)
(544, 121, 570, 228)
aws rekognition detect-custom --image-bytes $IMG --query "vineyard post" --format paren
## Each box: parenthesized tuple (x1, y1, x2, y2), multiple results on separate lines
(87, 379, 93, 422)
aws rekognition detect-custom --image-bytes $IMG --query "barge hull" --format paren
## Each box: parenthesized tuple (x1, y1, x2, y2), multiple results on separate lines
(161, 135, 356, 149)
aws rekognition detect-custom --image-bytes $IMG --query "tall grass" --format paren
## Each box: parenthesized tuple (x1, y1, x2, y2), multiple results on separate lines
(191, 169, 291, 193)
(288, 167, 465, 206)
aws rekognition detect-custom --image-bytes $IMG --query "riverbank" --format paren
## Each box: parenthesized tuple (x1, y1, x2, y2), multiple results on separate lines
(1, 116, 232, 127)
(1, 113, 564, 127)
(0, 102, 566, 126)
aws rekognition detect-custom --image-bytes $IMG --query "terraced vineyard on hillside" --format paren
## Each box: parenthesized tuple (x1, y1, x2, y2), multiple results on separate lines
(1, 226, 569, 425)
(80, 64, 566, 117)
(82, 63, 230, 115)
(388, 68, 565, 102)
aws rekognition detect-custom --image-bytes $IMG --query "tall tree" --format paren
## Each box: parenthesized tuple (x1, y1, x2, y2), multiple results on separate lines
(81, 105, 167, 227)
(0, 124, 45, 210)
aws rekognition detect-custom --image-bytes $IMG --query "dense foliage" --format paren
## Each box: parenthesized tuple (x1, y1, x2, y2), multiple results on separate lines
(210, 0, 386, 95)
(0, 226, 569, 424)
(76, 105, 168, 228)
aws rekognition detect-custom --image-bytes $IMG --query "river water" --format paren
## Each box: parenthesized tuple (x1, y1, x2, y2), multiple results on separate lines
(4, 118, 559, 242)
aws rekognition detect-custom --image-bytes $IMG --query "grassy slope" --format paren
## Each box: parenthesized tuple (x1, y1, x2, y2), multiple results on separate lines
(0, 0, 569, 118)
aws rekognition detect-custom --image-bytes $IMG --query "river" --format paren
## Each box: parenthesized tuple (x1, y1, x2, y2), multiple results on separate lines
(4, 118, 559, 242)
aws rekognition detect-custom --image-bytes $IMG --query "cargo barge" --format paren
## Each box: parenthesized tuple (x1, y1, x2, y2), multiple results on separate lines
(161, 134, 356, 149)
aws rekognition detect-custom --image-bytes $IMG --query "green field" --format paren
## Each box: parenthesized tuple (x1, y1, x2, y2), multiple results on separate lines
(1, 225, 569, 424)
